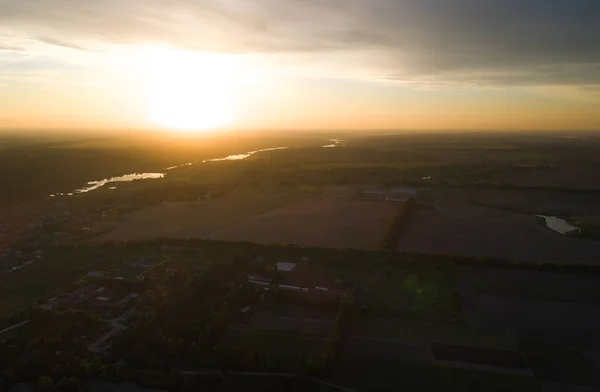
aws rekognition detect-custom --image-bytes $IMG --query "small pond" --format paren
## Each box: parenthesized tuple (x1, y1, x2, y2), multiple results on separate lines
(536, 215, 580, 234)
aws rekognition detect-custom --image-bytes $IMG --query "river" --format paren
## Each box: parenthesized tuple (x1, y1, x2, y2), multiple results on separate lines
(52, 141, 341, 196)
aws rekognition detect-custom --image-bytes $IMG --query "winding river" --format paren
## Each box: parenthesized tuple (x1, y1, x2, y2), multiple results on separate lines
(52, 141, 341, 196)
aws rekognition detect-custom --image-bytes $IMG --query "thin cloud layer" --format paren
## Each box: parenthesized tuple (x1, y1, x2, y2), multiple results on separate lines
(1, 0, 600, 86)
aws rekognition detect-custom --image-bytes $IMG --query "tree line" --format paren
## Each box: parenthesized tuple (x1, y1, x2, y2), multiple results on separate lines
(380, 198, 417, 251)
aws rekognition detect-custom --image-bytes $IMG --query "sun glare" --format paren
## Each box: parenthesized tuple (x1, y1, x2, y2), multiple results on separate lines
(140, 46, 238, 132)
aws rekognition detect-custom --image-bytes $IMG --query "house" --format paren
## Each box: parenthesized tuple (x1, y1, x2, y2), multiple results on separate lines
(386, 186, 418, 202)
(361, 188, 386, 199)
(276, 262, 296, 272)
(67, 284, 96, 300)
(247, 274, 271, 284)
(115, 293, 140, 307)
(279, 284, 302, 291)
(240, 306, 252, 313)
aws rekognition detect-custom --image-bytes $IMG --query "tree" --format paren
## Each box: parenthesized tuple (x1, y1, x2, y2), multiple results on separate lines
(64, 377, 82, 392)
(83, 358, 103, 379)
(35, 377, 53, 392)
(0, 369, 16, 392)
(71, 357, 84, 379)
(168, 368, 184, 391)
(100, 364, 120, 383)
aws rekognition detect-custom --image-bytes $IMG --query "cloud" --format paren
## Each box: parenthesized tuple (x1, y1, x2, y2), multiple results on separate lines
(0, 43, 23, 51)
(582, 86, 600, 96)
(0, 69, 60, 84)
(0, 0, 599, 87)
(36, 36, 105, 52)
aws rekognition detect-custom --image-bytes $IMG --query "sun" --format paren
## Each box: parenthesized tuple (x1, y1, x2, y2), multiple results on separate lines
(140, 46, 237, 132)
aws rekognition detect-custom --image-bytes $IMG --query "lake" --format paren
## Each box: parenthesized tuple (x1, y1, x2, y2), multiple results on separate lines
(537, 215, 580, 234)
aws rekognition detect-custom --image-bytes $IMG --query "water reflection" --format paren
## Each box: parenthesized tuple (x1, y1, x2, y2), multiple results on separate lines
(536, 215, 580, 234)
(164, 162, 192, 171)
(74, 173, 165, 194)
(53, 141, 337, 196)
(202, 147, 288, 162)
(323, 139, 342, 148)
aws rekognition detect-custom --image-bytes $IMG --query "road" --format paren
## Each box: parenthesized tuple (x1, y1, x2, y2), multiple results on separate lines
(89, 307, 138, 352)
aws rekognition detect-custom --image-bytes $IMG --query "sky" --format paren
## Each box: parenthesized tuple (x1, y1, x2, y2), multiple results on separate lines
(1, 0, 600, 132)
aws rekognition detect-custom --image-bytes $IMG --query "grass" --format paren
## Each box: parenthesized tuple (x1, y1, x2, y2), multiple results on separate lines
(246, 306, 335, 337)
(520, 339, 600, 386)
(333, 356, 540, 392)
(0, 322, 29, 342)
(219, 328, 325, 359)
(351, 315, 517, 351)
(359, 267, 457, 315)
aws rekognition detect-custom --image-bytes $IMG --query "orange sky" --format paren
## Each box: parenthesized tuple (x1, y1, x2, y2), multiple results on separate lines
(2, 62, 599, 133)
(2, 1, 600, 133)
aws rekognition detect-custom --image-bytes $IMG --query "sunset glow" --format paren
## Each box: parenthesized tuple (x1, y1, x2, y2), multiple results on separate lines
(140, 47, 237, 132)
(1, 0, 599, 132)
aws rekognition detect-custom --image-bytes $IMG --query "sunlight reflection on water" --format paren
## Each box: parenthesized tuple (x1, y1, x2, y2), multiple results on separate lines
(201, 147, 288, 162)
(53, 141, 341, 196)
(74, 173, 165, 193)
(323, 139, 342, 148)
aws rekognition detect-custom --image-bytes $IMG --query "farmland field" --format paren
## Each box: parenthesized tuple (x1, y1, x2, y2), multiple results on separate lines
(96, 191, 308, 241)
(332, 356, 540, 392)
(207, 197, 399, 249)
(399, 189, 600, 263)
(97, 190, 400, 249)
(519, 340, 600, 386)
(502, 163, 600, 190)
(358, 267, 456, 316)
(432, 343, 528, 369)
(350, 315, 517, 351)
(459, 267, 600, 303)
(220, 328, 325, 359)
(468, 189, 600, 217)
(461, 293, 600, 348)
(246, 305, 335, 337)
